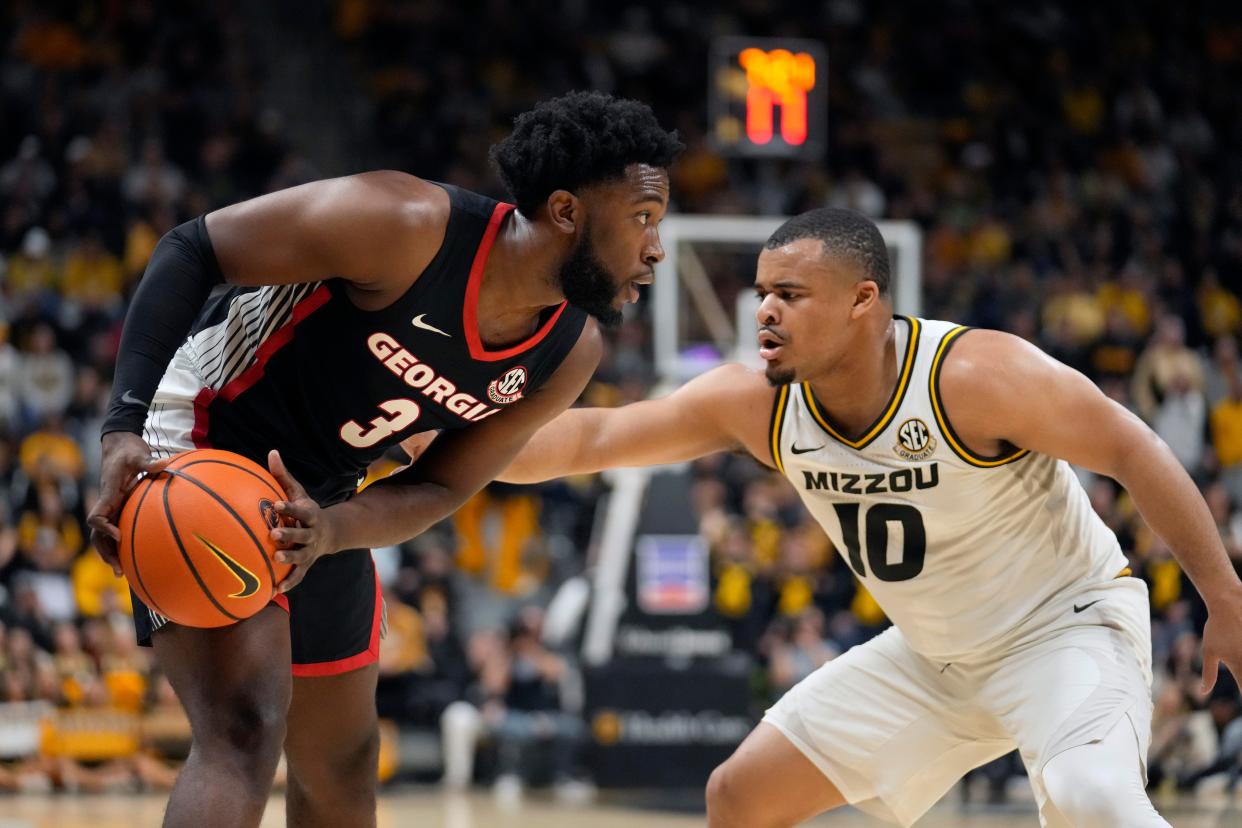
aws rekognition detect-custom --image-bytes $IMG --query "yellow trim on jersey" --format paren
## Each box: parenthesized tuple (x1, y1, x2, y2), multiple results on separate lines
(770, 384, 790, 474)
(1116, 567, 1132, 578)
(802, 316, 921, 450)
(929, 326, 1030, 468)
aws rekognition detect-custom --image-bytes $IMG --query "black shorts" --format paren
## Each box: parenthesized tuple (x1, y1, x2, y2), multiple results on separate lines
(132, 547, 384, 677)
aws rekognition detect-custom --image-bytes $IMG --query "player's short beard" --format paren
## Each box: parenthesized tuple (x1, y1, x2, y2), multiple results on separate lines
(765, 365, 796, 386)
(558, 221, 623, 328)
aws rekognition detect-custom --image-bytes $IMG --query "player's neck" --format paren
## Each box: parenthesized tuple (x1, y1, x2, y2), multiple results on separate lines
(475, 211, 567, 345)
(804, 320, 900, 440)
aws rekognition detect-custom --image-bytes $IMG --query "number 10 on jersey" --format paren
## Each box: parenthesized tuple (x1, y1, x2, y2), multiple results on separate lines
(832, 503, 927, 582)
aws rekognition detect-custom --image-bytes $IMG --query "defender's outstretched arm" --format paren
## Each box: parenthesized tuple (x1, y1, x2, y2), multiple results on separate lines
(500, 363, 776, 483)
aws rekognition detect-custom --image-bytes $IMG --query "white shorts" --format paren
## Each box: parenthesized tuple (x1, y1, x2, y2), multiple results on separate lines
(764, 576, 1153, 827)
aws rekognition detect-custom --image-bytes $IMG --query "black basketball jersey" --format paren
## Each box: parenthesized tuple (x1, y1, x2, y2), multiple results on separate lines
(150, 184, 588, 504)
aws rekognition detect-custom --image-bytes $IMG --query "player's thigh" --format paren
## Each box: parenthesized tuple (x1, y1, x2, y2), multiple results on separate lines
(763, 627, 1011, 826)
(283, 550, 383, 778)
(152, 603, 292, 742)
(707, 721, 846, 826)
(983, 623, 1153, 813)
(285, 663, 380, 772)
(1039, 715, 1170, 828)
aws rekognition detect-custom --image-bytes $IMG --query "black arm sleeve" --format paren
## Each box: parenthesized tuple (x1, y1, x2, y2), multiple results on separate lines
(101, 215, 224, 437)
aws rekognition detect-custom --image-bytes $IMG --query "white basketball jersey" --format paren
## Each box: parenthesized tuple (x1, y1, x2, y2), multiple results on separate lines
(770, 316, 1129, 662)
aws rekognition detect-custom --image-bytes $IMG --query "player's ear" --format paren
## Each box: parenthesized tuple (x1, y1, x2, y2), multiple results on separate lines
(850, 279, 880, 318)
(546, 190, 581, 236)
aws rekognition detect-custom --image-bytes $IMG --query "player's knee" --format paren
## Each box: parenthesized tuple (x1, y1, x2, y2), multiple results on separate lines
(290, 721, 380, 796)
(1043, 751, 1163, 827)
(338, 723, 381, 785)
(197, 695, 287, 776)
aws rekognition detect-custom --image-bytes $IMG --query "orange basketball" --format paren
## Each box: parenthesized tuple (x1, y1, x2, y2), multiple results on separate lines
(118, 449, 293, 628)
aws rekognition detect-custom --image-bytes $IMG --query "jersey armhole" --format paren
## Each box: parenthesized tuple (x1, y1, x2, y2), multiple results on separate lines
(769, 384, 791, 474)
(929, 327, 1030, 468)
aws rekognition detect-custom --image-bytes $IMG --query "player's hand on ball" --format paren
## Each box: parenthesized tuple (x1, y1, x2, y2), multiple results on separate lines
(87, 431, 172, 577)
(267, 449, 338, 593)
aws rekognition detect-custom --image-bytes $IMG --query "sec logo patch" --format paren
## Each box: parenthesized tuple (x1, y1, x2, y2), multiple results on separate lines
(488, 366, 528, 404)
(893, 417, 936, 461)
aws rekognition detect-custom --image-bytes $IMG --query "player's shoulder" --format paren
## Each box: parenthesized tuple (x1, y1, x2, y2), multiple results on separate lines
(338, 171, 451, 231)
(564, 317, 605, 367)
(322, 172, 452, 283)
(937, 326, 1062, 409)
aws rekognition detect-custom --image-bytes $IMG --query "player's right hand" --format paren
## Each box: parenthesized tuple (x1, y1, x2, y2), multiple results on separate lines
(87, 431, 171, 577)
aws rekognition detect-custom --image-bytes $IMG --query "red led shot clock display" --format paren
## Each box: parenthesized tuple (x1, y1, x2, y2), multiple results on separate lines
(709, 37, 827, 160)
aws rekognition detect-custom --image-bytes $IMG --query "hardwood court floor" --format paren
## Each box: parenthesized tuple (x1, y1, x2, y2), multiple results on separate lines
(2, 791, 1240, 827)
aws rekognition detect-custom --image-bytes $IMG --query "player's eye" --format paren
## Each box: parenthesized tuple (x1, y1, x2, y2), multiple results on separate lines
(637, 211, 650, 225)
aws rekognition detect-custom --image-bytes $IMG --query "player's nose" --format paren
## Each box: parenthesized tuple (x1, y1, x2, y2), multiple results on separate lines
(756, 294, 780, 325)
(642, 233, 665, 265)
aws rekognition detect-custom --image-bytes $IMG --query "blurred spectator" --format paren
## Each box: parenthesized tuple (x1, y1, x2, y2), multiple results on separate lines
(1151, 362, 1207, 476)
(453, 484, 542, 595)
(60, 233, 124, 314)
(767, 609, 839, 696)
(1204, 337, 1240, 409)
(0, 320, 20, 432)
(122, 140, 186, 210)
(1211, 371, 1242, 504)
(485, 607, 588, 802)
(1132, 315, 1204, 424)
(440, 609, 588, 802)
(17, 324, 73, 427)
(5, 228, 58, 313)
(1177, 677, 1242, 794)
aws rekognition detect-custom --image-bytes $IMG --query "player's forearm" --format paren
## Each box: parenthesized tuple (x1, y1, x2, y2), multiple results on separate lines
(324, 479, 466, 551)
(1115, 431, 1242, 607)
(497, 409, 600, 483)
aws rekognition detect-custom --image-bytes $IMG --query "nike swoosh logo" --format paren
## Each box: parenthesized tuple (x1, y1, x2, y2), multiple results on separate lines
(121, 389, 149, 408)
(1073, 599, 1103, 613)
(195, 534, 260, 599)
(790, 443, 824, 455)
(411, 314, 451, 337)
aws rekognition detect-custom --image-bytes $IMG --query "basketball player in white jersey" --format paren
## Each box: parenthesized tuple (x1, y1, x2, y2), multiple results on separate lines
(496, 208, 1242, 827)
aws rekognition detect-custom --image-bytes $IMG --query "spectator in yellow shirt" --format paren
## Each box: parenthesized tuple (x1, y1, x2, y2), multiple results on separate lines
(1211, 371, 1242, 503)
(61, 233, 124, 312)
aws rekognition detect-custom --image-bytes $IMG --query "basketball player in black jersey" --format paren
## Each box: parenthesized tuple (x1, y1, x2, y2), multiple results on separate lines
(85, 92, 682, 827)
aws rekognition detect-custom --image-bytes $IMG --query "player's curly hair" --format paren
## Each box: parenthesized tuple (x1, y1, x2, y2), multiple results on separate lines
(490, 92, 683, 217)
(766, 208, 891, 296)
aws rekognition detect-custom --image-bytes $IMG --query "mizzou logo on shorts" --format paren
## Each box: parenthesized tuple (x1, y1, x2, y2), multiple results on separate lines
(894, 417, 936, 461)
(487, 366, 528, 404)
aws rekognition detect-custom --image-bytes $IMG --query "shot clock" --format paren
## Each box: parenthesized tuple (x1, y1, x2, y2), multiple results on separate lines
(708, 37, 827, 160)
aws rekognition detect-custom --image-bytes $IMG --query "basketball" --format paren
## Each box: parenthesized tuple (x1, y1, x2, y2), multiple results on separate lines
(118, 449, 293, 628)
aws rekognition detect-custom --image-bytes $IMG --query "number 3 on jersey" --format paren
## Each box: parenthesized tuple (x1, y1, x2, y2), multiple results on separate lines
(340, 398, 422, 448)
(832, 502, 926, 582)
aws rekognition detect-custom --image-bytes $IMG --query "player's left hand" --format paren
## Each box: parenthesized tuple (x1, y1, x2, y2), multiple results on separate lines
(1200, 588, 1242, 694)
(266, 449, 339, 594)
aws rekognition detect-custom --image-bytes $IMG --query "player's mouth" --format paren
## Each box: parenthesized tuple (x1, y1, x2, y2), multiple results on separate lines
(758, 328, 785, 361)
(625, 271, 654, 304)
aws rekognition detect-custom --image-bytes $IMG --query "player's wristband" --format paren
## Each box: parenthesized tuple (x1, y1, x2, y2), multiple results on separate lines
(102, 215, 224, 437)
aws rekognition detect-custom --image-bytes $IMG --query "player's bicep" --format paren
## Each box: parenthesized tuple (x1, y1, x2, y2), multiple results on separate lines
(206, 173, 445, 288)
(952, 332, 1150, 478)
